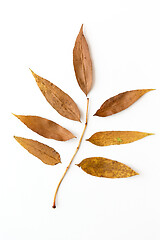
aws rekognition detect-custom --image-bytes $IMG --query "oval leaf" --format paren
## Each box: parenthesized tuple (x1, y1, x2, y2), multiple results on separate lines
(13, 114, 75, 141)
(14, 136, 61, 165)
(87, 131, 154, 146)
(77, 157, 138, 178)
(94, 89, 155, 117)
(73, 24, 92, 96)
(30, 69, 81, 121)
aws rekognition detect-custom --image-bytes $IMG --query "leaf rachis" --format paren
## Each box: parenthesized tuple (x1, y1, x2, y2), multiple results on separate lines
(52, 98, 89, 208)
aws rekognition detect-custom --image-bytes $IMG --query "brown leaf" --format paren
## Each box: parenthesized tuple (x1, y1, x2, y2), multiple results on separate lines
(30, 69, 81, 121)
(77, 157, 138, 178)
(73, 24, 92, 96)
(13, 114, 75, 141)
(94, 89, 155, 117)
(87, 131, 154, 146)
(14, 136, 61, 165)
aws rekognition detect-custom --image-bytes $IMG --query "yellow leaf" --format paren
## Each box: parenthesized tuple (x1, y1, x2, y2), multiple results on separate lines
(77, 157, 138, 178)
(87, 131, 154, 146)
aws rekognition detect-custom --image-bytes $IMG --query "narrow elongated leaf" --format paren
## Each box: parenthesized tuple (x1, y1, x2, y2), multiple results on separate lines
(30, 69, 81, 121)
(77, 157, 138, 178)
(94, 89, 154, 117)
(14, 136, 61, 165)
(73, 24, 92, 96)
(87, 131, 154, 146)
(13, 114, 75, 141)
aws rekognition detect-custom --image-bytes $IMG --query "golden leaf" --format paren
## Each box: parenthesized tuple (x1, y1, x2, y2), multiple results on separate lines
(14, 136, 61, 165)
(30, 69, 81, 122)
(94, 89, 155, 117)
(77, 157, 138, 178)
(87, 131, 154, 146)
(73, 24, 92, 96)
(13, 114, 75, 141)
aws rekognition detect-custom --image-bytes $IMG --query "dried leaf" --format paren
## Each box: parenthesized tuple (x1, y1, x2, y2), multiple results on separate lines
(30, 69, 81, 121)
(87, 131, 154, 146)
(14, 136, 61, 165)
(94, 89, 155, 117)
(13, 26, 155, 209)
(77, 157, 138, 178)
(73, 24, 92, 96)
(13, 114, 75, 141)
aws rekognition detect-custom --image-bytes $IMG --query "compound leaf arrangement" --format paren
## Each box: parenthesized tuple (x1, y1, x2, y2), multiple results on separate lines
(13, 25, 154, 208)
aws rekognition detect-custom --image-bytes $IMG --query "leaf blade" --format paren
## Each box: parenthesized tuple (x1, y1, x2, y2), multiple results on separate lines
(94, 89, 155, 117)
(87, 131, 154, 146)
(30, 69, 81, 121)
(73, 24, 92, 95)
(77, 157, 138, 178)
(14, 136, 61, 165)
(13, 114, 75, 141)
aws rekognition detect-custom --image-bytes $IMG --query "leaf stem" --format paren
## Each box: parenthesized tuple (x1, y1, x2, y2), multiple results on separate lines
(52, 98, 89, 208)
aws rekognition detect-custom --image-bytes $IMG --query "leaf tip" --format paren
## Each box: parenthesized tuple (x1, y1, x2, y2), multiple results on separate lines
(80, 24, 83, 31)
(29, 68, 34, 76)
(12, 113, 17, 117)
(148, 132, 155, 136)
(93, 108, 100, 116)
(75, 163, 80, 167)
(73, 135, 77, 139)
(145, 89, 156, 94)
(144, 132, 155, 137)
(150, 88, 156, 91)
(14, 136, 21, 142)
(13, 135, 18, 141)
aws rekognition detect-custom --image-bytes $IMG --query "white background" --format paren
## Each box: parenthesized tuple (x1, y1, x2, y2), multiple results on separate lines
(0, 0, 160, 239)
